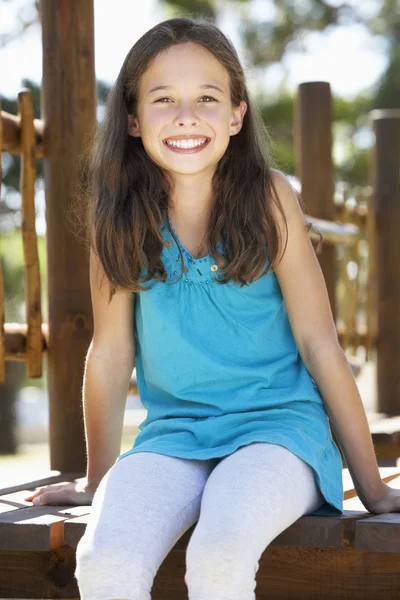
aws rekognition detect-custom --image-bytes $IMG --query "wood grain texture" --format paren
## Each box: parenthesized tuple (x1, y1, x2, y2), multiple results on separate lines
(41, 0, 96, 473)
(371, 111, 400, 415)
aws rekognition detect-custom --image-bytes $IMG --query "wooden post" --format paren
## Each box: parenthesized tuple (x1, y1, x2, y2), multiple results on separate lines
(41, 0, 96, 471)
(294, 82, 336, 321)
(370, 109, 400, 416)
(18, 89, 43, 379)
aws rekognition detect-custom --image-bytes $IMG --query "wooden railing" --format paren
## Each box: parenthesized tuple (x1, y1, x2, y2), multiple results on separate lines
(1, 90, 44, 384)
(307, 185, 376, 357)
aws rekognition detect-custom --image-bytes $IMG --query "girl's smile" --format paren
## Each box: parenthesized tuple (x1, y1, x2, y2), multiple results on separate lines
(163, 135, 212, 154)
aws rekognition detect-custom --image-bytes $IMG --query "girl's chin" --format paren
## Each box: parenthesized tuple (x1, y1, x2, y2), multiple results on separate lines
(160, 163, 218, 177)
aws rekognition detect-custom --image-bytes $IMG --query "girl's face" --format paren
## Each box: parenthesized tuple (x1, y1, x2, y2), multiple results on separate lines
(128, 42, 247, 177)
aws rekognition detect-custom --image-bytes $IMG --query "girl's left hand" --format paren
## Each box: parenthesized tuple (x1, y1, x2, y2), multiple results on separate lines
(364, 483, 400, 514)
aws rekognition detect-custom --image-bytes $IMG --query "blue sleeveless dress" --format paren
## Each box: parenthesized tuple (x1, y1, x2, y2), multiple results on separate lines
(117, 212, 344, 516)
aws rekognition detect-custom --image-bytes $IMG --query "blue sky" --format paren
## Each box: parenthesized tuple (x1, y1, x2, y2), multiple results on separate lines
(0, 0, 388, 101)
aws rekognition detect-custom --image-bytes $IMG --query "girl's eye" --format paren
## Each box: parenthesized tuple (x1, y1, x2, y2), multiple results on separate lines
(154, 96, 217, 103)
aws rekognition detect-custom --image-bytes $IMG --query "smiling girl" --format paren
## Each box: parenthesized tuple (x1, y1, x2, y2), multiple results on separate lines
(24, 15, 398, 600)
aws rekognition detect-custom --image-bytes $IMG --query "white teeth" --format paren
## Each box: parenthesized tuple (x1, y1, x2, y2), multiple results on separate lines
(165, 138, 208, 148)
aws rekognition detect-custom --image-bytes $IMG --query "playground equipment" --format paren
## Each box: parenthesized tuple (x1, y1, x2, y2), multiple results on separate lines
(1, 2, 400, 597)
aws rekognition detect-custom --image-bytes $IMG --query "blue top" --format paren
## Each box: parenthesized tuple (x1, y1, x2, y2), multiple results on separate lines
(117, 211, 344, 516)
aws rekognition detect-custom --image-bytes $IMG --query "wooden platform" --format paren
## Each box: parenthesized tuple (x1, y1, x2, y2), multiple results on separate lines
(1, 468, 400, 599)
(368, 413, 400, 462)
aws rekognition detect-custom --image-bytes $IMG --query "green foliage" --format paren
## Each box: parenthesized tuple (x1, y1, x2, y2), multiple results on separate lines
(373, 46, 400, 109)
(333, 94, 374, 123)
(337, 148, 370, 187)
(163, 0, 216, 19)
(1, 232, 47, 323)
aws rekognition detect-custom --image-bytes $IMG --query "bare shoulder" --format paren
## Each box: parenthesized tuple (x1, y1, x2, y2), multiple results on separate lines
(268, 168, 308, 262)
(269, 168, 302, 216)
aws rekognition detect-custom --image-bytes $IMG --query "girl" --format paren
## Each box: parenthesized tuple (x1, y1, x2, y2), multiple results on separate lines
(25, 15, 399, 600)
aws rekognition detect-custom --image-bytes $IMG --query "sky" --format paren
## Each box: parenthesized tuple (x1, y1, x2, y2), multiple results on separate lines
(0, 0, 388, 101)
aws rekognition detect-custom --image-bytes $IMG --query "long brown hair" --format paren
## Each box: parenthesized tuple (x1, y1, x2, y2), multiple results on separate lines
(71, 15, 322, 301)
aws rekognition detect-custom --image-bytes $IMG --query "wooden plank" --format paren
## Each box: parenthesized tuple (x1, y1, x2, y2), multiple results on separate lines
(62, 468, 400, 551)
(250, 546, 400, 599)
(0, 485, 90, 516)
(371, 442, 400, 462)
(2, 545, 400, 600)
(3, 470, 400, 554)
(64, 508, 371, 551)
(270, 511, 369, 549)
(354, 474, 400, 552)
(0, 471, 85, 496)
(0, 505, 89, 551)
(63, 512, 90, 549)
(0, 547, 78, 599)
(0, 489, 48, 515)
(149, 545, 400, 600)
(355, 513, 400, 553)
(369, 415, 400, 436)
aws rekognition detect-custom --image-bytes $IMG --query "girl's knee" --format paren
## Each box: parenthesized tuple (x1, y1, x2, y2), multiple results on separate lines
(75, 535, 151, 600)
(185, 532, 258, 592)
(75, 536, 119, 588)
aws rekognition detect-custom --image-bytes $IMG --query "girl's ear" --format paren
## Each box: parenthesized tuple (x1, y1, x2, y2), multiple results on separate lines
(128, 114, 141, 137)
(230, 101, 247, 136)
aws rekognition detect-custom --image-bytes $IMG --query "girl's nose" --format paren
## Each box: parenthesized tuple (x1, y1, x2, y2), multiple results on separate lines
(174, 104, 199, 127)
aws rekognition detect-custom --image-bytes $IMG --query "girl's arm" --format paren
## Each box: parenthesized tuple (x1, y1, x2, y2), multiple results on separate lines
(300, 342, 385, 510)
(83, 344, 134, 488)
(270, 170, 386, 510)
(84, 246, 136, 487)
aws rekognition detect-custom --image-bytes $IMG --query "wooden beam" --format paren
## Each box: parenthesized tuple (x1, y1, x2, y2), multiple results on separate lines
(294, 82, 336, 321)
(1, 110, 44, 157)
(3, 323, 48, 360)
(18, 90, 43, 378)
(371, 109, 400, 416)
(307, 215, 359, 246)
(41, 0, 96, 471)
(0, 547, 78, 598)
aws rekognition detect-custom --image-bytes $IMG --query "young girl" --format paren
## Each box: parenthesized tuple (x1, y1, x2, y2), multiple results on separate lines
(25, 15, 398, 600)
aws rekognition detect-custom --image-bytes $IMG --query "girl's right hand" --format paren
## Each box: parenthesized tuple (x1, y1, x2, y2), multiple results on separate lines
(24, 479, 97, 506)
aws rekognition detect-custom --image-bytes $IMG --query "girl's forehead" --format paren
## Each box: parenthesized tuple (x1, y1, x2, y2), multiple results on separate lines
(139, 43, 230, 94)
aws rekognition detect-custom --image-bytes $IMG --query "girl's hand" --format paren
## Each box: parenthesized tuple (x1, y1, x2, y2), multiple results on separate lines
(364, 483, 400, 514)
(24, 479, 97, 506)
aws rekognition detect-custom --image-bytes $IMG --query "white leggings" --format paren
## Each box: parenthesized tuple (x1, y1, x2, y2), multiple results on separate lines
(75, 441, 325, 600)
